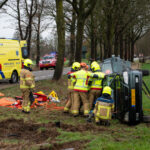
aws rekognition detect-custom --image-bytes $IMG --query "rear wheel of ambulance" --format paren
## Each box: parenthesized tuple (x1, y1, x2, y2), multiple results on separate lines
(9, 71, 18, 83)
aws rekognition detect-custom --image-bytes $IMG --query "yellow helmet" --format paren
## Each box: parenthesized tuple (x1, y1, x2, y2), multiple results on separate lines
(72, 62, 80, 71)
(102, 86, 111, 95)
(24, 59, 33, 67)
(91, 61, 98, 68)
(91, 64, 100, 72)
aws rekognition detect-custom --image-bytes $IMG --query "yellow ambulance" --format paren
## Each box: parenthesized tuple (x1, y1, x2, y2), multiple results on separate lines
(0, 38, 28, 83)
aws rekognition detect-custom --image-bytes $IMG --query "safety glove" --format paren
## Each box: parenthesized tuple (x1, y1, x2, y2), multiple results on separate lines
(93, 74, 98, 78)
(68, 74, 71, 79)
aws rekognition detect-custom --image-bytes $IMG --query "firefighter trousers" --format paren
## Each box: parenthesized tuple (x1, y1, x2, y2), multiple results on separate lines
(89, 89, 101, 110)
(21, 89, 31, 112)
(72, 91, 89, 116)
(64, 90, 74, 112)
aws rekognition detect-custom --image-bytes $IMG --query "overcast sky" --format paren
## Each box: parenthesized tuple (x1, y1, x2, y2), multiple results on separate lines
(0, 14, 14, 38)
(0, 13, 54, 39)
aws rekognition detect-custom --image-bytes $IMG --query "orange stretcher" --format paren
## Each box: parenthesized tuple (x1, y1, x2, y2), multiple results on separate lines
(0, 97, 64, 110)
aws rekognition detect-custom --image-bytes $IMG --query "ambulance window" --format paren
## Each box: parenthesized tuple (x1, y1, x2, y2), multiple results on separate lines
(22, 47, 28, 58)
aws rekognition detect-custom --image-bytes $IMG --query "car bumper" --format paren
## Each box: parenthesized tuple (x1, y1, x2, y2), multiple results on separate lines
(39, 64, 55, 68)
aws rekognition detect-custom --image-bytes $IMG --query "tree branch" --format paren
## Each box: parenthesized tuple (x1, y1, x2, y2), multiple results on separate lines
(0, 0, 8, 9)
(84, 0, 97, 19)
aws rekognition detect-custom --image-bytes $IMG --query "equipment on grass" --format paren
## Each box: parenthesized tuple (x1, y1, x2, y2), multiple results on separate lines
(48, 90, 60, 103)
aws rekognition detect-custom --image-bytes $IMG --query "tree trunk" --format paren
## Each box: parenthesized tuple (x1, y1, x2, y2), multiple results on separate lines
(119, 33, 123, 59)
(69, 10, 76, 66)
(99, 38, 103, 61)
(105, 18, 113, 58)
(36, 32, 40, 67)
(75, 17, 85, 62)
(131, 40, 134, 62)
(90, 14, 95, 61)
(114, 34, 119, 57)
(128, 37, 131, 61)
(53, 0, 65, 80)
(124, 37, 128, 60)
(36, 15, 41, 67)
(94, 38, 97, 60)
(27, 8, 34, 58)
(27, 26, 32, 57)
(104, 43, 108, 59)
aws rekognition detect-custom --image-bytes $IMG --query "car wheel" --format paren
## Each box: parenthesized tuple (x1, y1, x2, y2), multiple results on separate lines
(53, 66, 56, 69)
(46, 67, 48, 70)
(9, 71, 18, 83)
(40, 68, 43, 70)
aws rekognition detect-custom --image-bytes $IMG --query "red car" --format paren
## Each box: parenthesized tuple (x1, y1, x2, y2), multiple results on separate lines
(39, 55, 56, 70)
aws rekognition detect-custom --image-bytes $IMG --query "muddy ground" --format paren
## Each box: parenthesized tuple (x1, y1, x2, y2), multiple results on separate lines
(0, 117, 115, 150)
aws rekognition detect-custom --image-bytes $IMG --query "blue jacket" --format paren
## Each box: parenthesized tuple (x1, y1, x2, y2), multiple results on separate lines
(95, 94, 114, 104)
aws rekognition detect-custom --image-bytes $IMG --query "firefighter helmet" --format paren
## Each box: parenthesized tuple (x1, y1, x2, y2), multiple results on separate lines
(24, 59, 33, 67)
(91, 61, 98, 68)
(86, 65, 89, 70)
(72, 62, 80, 71)
(91, 64, 100, 72)
(80, 62, 87, 68)
(102, 86, 111, 95)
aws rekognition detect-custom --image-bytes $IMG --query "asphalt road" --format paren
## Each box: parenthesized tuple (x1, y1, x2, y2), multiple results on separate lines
(33, 67, 70, 81)
(0, 67, 70, 90)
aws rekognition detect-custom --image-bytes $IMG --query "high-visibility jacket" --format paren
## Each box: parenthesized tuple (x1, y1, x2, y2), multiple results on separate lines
(87, 71, 93, 91)
(103, 75, 120, 89)
(71, 69, 91, 92)
(91, 71, 105, 90)
(20, 69, 35, 89)
(94, 96, 114, 120)
(67, 71, 76, 90)
(116, 75, 121, 89)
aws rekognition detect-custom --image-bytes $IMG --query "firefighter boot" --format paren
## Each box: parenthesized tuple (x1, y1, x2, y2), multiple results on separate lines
(104, 120, 110, 126)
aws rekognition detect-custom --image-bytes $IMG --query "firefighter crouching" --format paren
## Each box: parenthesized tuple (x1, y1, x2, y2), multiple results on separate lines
(89, 62, 105, 110)
(64, 62, 81, 113)
(20, 59, 35, 114)
(69, 62, 90, 117)
(93, 86, 114, 126)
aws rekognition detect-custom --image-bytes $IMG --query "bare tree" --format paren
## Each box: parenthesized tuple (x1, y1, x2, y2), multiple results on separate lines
(32, 0, 51, 66)
(24, 0, 38, 57)
(4, 0, 37, 57)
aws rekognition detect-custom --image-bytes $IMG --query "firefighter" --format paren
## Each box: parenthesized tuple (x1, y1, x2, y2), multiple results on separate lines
(69, 62, 90, 117)
(93, 86, 114, 126)
(20, 59, 35, 114)
(64, 62, 81, 113)
(89, 63, 105, 110)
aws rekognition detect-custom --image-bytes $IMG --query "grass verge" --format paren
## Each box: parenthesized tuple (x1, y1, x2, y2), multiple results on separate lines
(0, 64, 150, 149)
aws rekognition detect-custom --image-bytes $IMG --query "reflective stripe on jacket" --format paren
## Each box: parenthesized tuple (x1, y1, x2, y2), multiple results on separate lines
(91, 72, 105, 90)
(67, 71, 76, 90)
(94, 97, 114, 120)
(71, 69, 91, 92)
(20, 69, 35, 89)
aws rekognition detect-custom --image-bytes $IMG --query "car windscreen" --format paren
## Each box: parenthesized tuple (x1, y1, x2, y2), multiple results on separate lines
(101, 62, 113, 74)
(21, 47, 28, 58)
(43, 56, 54, 60)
